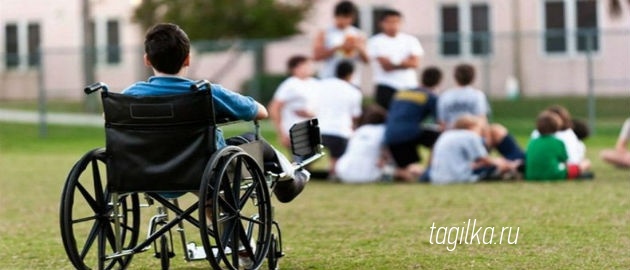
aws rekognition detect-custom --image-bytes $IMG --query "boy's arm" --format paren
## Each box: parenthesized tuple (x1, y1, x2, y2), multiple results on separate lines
(313, 30, 339, 61)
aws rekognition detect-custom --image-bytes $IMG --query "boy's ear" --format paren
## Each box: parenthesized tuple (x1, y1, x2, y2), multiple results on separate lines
(183, 54, 191, 67)
(143, 54, 152, 67)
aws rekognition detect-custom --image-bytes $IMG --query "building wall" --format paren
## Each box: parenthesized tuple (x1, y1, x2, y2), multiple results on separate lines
(1, 0, 629, 100)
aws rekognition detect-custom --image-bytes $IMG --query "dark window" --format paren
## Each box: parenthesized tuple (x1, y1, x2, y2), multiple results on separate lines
(471, 4, 491, 55)
(27, 23, 40, 67)
(441, 5, 460, 56)
(106, 20, 121, 64)
(544, 1, 566, 53)
(5, 23, 19, 68)
(576, 0, 598, 52)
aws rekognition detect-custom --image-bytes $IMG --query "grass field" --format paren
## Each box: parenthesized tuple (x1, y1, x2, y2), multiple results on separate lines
(0, 97, 629, 269)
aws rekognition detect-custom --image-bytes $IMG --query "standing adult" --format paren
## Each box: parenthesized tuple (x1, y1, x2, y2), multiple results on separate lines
(313, 0, 368, 86)
(367, 9, 424, 110)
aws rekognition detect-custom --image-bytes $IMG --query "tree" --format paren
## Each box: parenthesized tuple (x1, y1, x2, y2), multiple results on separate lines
(133, 0, 313, 40)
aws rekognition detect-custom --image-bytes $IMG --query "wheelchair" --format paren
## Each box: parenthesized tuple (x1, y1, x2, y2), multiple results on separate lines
(59, 80, 323, 270)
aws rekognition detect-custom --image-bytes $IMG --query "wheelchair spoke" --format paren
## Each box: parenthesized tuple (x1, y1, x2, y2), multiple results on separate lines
(216, 193, 238, 214)
(80, 219, 101, 260)
(73, 214, 98, 224)
(91, 159, 105, 204)
(239, 215, 264, 226)
(237, 221, 255, 261)
(76, 182, 100, 213)
(232, 158, 243, 201)
(239, 181, 258, 209)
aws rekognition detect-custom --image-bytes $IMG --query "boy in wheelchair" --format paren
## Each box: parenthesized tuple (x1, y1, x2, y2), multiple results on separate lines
(124, 23, 308, 203)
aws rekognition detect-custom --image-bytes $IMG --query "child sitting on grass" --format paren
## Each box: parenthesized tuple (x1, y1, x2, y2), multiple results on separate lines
(425, 114, 519, 184)
(525, 111, 591, 181)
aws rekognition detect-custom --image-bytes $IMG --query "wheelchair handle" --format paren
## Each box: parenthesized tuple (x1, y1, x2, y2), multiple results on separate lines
(190, 80, 211, 91)
(84, 82, 109, 95)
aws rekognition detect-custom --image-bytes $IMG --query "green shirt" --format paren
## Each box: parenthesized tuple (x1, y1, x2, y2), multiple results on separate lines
(525, 135, 568, 181)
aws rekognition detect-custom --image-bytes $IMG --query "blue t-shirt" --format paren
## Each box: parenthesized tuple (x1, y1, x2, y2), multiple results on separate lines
(384, 88, 438, 145)
(122, 76, 259, 148)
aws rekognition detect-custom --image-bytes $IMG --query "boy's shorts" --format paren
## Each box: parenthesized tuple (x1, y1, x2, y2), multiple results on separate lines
(321, 135, 348, 159)
(388, 129, 440, 168)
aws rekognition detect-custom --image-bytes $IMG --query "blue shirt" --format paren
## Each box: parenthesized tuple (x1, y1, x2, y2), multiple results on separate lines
(384, 88, 438, 145)
(122, 76, 259, 148)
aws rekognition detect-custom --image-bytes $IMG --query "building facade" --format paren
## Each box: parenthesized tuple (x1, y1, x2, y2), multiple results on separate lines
(1, 0, 629, 100)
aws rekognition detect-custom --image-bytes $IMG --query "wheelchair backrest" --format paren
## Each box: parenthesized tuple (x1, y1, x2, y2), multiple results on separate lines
(102, 89, 216, 192)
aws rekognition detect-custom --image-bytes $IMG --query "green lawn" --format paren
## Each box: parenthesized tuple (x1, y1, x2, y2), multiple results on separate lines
(0, 97, 629, 269)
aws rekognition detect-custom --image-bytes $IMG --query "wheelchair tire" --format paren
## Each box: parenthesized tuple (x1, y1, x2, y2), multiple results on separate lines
(159, 235, 170, 270)
(199, 146, 273, 270)
(60, 148, 141, 270)
(267, 234, 279, 270)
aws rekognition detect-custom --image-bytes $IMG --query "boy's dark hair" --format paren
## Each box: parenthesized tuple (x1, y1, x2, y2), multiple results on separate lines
(571, 119, 590, 140)
(335, 61, 354, 79)
(144, 23, 190, 75)
(287, 55, 309, 74)
(359, 104, 387, 126)
(547, 105, 572, 130)
(536, 111, 562, 135)
(454, 64, 475, 86)
(421, 66, 443, 88)
(379, 9, 402, 22)
(334, 1, 358, 17)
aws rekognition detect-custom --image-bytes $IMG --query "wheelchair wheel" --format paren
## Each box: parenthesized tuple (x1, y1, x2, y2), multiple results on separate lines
(60, 148, 141, 270)
(267, 234, 279, 270)
(159, 235, 170, 270)
(199, 146, 273, 270)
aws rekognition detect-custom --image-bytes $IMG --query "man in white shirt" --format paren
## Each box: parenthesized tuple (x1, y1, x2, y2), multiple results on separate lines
(367, 9, 424, 110)
(269, 55, 319, 149)
(313, 0, 368, 86)
(316, 61, 363, 177)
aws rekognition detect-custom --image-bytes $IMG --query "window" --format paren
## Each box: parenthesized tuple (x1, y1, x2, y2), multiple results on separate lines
(27, 23, 40, 67)
(543, 0, 599, 54)
(5, 24, 19, 68)
(440, 3, 491, 57)
(471, 4, 491, 55)
(441, 6, 460, 56)
(4, 22, 41, 69)
(371, 7, 390, 35)
(576, 0, 598, 52)
(92, 18, 121, 65)
(106, 20, 120, 64)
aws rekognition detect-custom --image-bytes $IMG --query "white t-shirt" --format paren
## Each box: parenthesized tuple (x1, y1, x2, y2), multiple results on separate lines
(315, 78, 362, 138)
(437, 86, 491, 129)
(531, 129, 585, 164)
(318, 25, 364, 86)
(367, 32, 424, 90)
(335, 124, 385, 183)
(272, 76, 319, 135)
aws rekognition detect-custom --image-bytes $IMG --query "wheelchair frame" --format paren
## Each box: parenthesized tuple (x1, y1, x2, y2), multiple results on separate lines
(59, 81, 324, 270)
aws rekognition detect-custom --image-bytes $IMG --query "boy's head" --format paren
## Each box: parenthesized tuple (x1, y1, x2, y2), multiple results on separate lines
(287, 55, 312, 78)
(379, 9, 402, 36)
(571, 119, 590, 140)
(359, 104, 387, 126)
(454, 64, 475, 86)
(333, 1, 358, 28)
(536, 111, 562, 135)
(335, 61, 355, 80)
(421, 66, 443, 89)
(547, 105, 572, 130)
(144, 23, 190, 75)
(454, 114, 483, 134)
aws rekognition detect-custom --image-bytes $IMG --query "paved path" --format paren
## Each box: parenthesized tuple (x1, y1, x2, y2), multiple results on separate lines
(0, 109, 103, 127)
